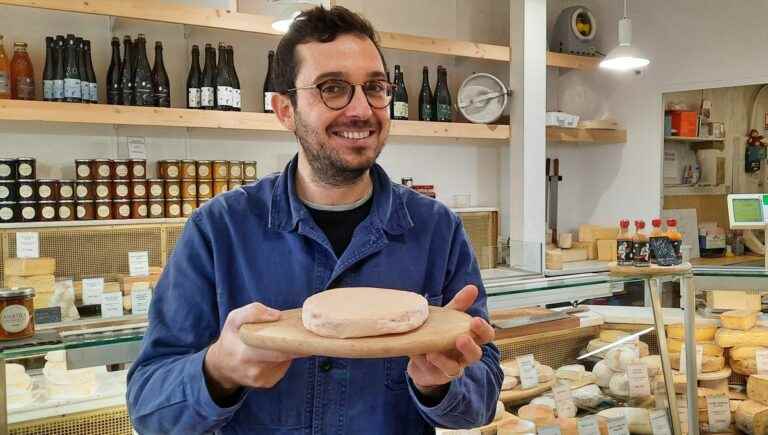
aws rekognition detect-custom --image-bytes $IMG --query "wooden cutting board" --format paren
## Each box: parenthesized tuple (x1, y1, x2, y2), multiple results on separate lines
(608, 262, 692, 276)
(239, 307, 472, 358)
(491, 307, 580, 340)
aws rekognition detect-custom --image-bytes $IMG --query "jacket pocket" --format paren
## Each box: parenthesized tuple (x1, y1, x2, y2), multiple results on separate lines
(384, 357, 410, 391)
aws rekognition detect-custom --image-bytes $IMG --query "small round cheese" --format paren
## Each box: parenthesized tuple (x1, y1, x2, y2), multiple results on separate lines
(517, 404, 556, 428)
(497, 417, 537, 435)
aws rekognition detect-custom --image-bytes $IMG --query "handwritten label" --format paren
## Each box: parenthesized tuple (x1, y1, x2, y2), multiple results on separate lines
(517, 354, 539, 389)
(127, 136, 147, 159)
(606, 416, 630, 435)
(649, 409, 672, 435)
(101, 292, 124, 318)
(627, 362, 651, 398)
(16, 232, 39, 258)
(552, 382, 576, 418)
(81, 277, 104, 305)
(128, 251, 149, 277)
(577, 415, 601, 435)
(679, 344, 703, 374)
(131, 284, 152, 315)
(706, 394, 731, 432)
(35, 306, 62, 324)
(538, 426, 562, 435)
(757, 349, 768, 376)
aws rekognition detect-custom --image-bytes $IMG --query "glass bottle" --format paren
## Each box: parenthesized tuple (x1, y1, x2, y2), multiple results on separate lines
(186, 44, 201, 109)
(152, 41, 170, 107)
(633, 220, 650, 267)
(263, 50, 276, 113)
(132, 34, 154, 106)
(0, 36, 11, 99)
(418, 66, 433, 121)
(617, 218, 634, 266)
(42, 36, 55, 101)
(63, 34, 81, 103)
(106, 37, 122, 105)
(10, 42, 34, 100)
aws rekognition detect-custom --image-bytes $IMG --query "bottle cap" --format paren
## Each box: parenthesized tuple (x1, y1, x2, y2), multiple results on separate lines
(635, 220, 646, 229)
(667, 218, 677, 227)
(652, 218, 662, 227)
(620, 219, 630, 228)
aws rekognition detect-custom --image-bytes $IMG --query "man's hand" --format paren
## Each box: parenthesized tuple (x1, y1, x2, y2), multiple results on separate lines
(407, 285, 495, 399)
(204, 302, 303, 402)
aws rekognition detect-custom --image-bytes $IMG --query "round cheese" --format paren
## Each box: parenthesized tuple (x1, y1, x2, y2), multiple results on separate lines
(669, 352, 726, 373)
(597, 407, 652, 434)
(667, 339, 723, 356)
(666, 321, 717, 342)
(501, 361, 553, 382)
(716, 327, 768, 348)
(502, 376, 519, 391)
(732, 357, 758, 376)
(301, 287, 429, 338)
(497, 417, 537, 435)
(592, 360, 616, 388)
(731, 346, 768, 361)
(531, 396, 557, 410)
(605, 346, 640, 372)
(609, 373, 629, 397)
(572, 384, 604, 408)
(599, 329, 631, 342)
(517, 404, 556, 428)
(721, 310, 759, 331)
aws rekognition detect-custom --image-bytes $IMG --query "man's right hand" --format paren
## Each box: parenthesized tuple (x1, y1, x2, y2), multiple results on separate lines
(204, 302, 302, 402)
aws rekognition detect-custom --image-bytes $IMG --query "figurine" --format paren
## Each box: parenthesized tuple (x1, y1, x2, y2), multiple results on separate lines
(747, 129, 765, 147)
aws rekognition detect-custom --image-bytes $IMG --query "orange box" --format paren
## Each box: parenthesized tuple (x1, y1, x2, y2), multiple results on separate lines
(669, 110, 698, 137)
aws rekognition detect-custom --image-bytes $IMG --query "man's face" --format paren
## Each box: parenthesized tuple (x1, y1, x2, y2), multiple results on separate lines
(292, 33, 390, 185)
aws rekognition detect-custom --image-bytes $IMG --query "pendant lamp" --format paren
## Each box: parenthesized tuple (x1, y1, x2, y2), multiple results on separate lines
(599, 0, 650, 71)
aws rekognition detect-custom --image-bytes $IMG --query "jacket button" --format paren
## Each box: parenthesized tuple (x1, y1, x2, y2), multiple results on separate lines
(320, 360, 332, 372)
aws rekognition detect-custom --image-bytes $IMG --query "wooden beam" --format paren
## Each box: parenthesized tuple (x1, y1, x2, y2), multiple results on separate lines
(546, 127, 627, 144)
(390, 119, 510, 140)
(546, 52, 601, 70)
(379, 32, 510, 62)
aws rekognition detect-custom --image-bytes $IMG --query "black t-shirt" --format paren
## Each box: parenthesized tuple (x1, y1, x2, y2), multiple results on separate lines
(306, 196, 373, 258)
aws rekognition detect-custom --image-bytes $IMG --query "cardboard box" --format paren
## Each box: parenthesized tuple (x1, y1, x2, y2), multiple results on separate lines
(669, 110, 698, 137)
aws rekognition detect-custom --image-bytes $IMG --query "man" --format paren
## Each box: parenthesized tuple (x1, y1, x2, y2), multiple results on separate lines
(127, 6, 502, 434)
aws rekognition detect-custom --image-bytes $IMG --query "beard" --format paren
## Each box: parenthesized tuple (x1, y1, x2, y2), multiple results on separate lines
(294, 110, 384, 187)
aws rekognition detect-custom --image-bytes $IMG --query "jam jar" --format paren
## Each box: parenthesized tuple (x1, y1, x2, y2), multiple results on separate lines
(95, 200, 113, 220)
(58, 180, 75, 200)
(0, 159, 17, 180)
(76, 201, 95, 220)
(181, 179, 197, 199)
(164, 180, 181, 200)
(149, 199, 165, 218)
(228, 179, 243, 190)
(165, 200, 182, 218)
(0, 181, 16, 202)
(57, 200, 75, 221)
(75, 159, 94, 180)
(130, 159, 147, 179)
(16, 158, 35, 179)
(131, 200, 148, 219)
(75, 180, 95, 200)
(17, 180, 36, 202)
(0, 202, 17, 223)
(18, 202, 37, 222)
(0, 287, 36, 341)
(36, 179, 58, 202)
(113, 159, 131, 180)
(113, 200, 131, 219)
(214, 180, 228, 196)
(38, 201, 57, 222)
(228, 161, 243, 179)
(94, 180, 112, 200)
(131, 179, 148, 199)
(243, 161, 258, 180)
(212, 160, 228, 180)
(93, 159, 113, 180)
(181, 160, 197, 178)
(113, 180, 131, 200)
(158, 160, 181, 179)
(148, 179, 165, 199)
(196, 160, 212, 178)
(182, 200, 196, 217)
(197, 179, 213, 199)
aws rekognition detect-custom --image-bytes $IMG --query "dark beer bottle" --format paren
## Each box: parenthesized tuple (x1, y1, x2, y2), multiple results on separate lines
(227, 45, 240, 112)
(42, 36, 55, 101)
(392, 65, 408, 120)
(418, 66, 433, 121)
(84, 40, 97, 103)
(200, 44, 215, 110)
(120, 36, 133, 105)
(53, 35, 65, 102)
(106, 37, 122, 105)
(75, 37, 89, 103)
(132, 34, 154, 106)
(215, 43, 230, 111)
(434, 66, 453, 122)
(63, 34, 81, 103)
(152, 41, 170, 107)
(186, 44, 201, 109)
(387, 70, 393, 118)
(263, 50, 276, 113)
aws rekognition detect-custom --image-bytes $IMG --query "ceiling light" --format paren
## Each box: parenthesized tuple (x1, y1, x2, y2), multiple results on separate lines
(600, 0, 650, 71)
(267, 0, 325, 34)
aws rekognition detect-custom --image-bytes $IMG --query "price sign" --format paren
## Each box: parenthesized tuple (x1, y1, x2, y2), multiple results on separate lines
(679, 344, 703, 374)
(552, 382, 576, 418)
(16, 232, 39, 258)
(627, 362, 651, 398)
(649, 409, 672, 435)
(82, 277, 105, 305)
(606, 416, 630, 435)
(128, 251, 149, 277)
(706, 394, 731, 432)
(101, 292, 124, 318)
(517, 354, 539, 389)
(131, 284, 152, 315)
(577, 415, 601, 435)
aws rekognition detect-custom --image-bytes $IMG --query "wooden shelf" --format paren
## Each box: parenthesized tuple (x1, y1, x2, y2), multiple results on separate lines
(664, 136, 725, 151)
(547, 52, 602, 70)
(0, 217, 188, 230)
(0, 100, 510, 140)
(663, 185, 729, 196)
(546, 126, 626, 144)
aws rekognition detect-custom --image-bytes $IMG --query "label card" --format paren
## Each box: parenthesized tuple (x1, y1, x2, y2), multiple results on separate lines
(552, 382, 576, 418)
(606, 416, 630, 435)
(757, 349, 768, 376)
(577, 415, 601, 435)
(517, 354, 539, 389)
(131, 285, 152, 315)
(128, 251, 149, 277)
(127, 136, 147, 159)
(538, 426, 562, 435)
(679, 344, 703, 374)
(649, 409, 672, 435)
(16, 232, 39, 258)
(706, 394, 731, 432)
(101, 292, 124, 318)
(35, 306, 62, 325)
(81, 277, 104, 305)
(627, 362, 651, 398)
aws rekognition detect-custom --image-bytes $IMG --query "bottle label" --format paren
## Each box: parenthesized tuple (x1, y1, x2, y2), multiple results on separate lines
(43, 80, 54, 99)
(633, 241, 650, 266)
(201, 87, 214, 107)
(81, 81, 90, 101)
(217, 86, 232, 106)
(64, 78, 82, 99)
(617, 239, 635, 265)
(90, 82, 98, 102)
(437, 103, 452, 121)
(1, 304, 30, 334)
(135, 88, 154, 106)
(16, 77, 34, 99)
(188, 88, 201, 108)
(394, 101, 409, 119)
(0, 72, 8, 92)
(671, 239, 682, 263)
(264, 91, 276, 112)
(232, 89, 241, 109)
(420, 103, 433, 121)
(53, 80, 64, 99)
(155, 88, 170, 107)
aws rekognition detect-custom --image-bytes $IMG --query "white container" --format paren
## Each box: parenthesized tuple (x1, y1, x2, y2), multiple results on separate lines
(545, 112, 580, 128)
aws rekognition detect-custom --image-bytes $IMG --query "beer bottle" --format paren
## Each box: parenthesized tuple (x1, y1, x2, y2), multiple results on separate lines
(227, 45, 240, 112)
(418, 66, 433, 121)
(186, 44, 202, 109)
(200, 43, 215, 110)
(43, 36, 55, 101)
(215, 43, 230, 111)
(434, 66, 453, 122)
(53, 36, 65, 102)
(387, 70, 393, 118)
(120, 36, 133, 105)
(75, 37, 89, 103)
(0, 36, 8, 99)
(106, 37, 122, 105)
(10, 42, 34, 100)
(84, 40, 97, 103)
(152, 41, 170, 107)
(132, 34, 154, 106)
(263, 50, 276, 113)
(63, 34, 81, 103)
(392, 65, 408, 120)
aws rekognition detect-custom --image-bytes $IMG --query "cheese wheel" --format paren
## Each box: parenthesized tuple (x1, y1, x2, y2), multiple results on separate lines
(556, 364, 586, 379)
(531, 396, 557, 410)
(538, 364, 554, 383)
(605, 346, 640, 372)
(721, 310, 759, 331)
(501, 361, 552, 382)
(667, 339, 724, 356)
(599, 329, 630, 342)
(640, 355, 662, 378)
(732, 358, 759, 376)
(572, 384, 604, 408)
(597, 407, 652, 434)
(517, 404, 556, 428)
(586, 338, 649, 358)
(502, 376, 519, 391)
(497, 417, 537, 435)
(748, 375, 768, 406)
(592, 360, 616, 388)
(666, 322, 717, 341)
(716, 327, 768, 348)
(736, 400, 768, 434)
(732, 346, 768, 361)
(669, 352, 725, 372)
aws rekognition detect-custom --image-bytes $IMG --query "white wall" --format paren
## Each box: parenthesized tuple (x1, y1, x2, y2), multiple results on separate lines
(546, 0, 768, 233)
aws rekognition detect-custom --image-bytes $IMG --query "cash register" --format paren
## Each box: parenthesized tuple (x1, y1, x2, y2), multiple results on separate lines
(727, 194, 768, 268)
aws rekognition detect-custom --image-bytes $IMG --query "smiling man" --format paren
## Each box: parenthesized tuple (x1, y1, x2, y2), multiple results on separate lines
(126, 6, 502, 435)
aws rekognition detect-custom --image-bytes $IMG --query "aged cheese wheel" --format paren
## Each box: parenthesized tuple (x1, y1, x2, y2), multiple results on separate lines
(502, 376, 519, 391)
(736, 400, 768, 434)
(497, 417, 537, 435)
(748, 375, 768, 406)
(721, 310, 759, 331)
(732, 358, 758, 376)
(301, 287, 429, 338)
(572, 384, 604, 408)
(669, 352, 725, 373)
(593, 360, 617, 388)
(597, 407, 652, 434)
(667, 338, 723, 356)
(732, 346, 768, 361)
(666, 322, 717, 342)
(517, 404, 556, 428)
(716, 327, 768, 348)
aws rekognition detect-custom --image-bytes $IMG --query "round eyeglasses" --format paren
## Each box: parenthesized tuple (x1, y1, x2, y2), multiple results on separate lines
(288, 79, 393, 110)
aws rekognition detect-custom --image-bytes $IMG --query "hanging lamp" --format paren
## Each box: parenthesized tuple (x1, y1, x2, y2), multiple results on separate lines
(599, 0, 650, 71)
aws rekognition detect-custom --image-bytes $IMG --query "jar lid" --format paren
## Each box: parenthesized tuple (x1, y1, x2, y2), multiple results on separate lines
(18, 201, 36, 205)
(0, 287, 35, 298)
(149, 199, 165, 202)
(181, 159, 196, 163)
(131, 199, 148, 203)
(75, 159, 92, 162)
(0, 180, 16, 183)
(213, 160, 227, 163)
(181, 178, 196, 182)
(58, 179, 74, 183)
(198, 178, 213, 182)
(76, 180, 94, 184)
(113, 199, 130, 203)
(37, 179, 58, 183)
(17, 157, 35, 161)
(59, 200, 75, 204)
(95, 199, 112, 203)
(93, 159, 112, 162)
(77, 200, 95, 204)
(129, 158, 146, 162)
(0, 201, 17, 205)
(228, 160, 241, 164)
(148, 179, 164, 182)
(113, 159, 130, 163)
(243, 160, 257, 164)
(165, 199, 181, 203)
(17, 179, 36, 182)
(161, 159, 180, 163)
(197, 160, 212, 163)
(0, 158, 17, 162)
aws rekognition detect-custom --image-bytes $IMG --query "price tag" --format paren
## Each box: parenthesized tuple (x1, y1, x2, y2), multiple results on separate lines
(16, 232, 39, 258)
(538, 426, 562, 435)
(127, 136, 147, 159)
(81, 277, 104, 305)
(627, 362, 651, 398)
(706, 394, 731, 432)
(101, 292, 124, 318)
(552, 382, 576, 418)
(757, 349, 768, 376)
(649, 409, 672, 435)
(606, 416, 630, 435)
(128, 251, 149, 277)
(517, 354, 539, 389)
(577, 415, 601, 435)
(131, 284, 152, 315)
(679, 344, 703, 374)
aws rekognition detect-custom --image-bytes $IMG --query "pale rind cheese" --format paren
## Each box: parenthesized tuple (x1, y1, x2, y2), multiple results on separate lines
(666, 322, 717, 342)
(609, 373, 629, 397)
(530, 396, 557, 410)
(667, 339, 723, 356)
(716, 327, 768, 348)
(640, 355, 662, 378)
(748, 375, 768, 406)
(497, 417, 537, 435)
(721, 310, 759, 331)
(605, 346, 640, 372)
(517, 404, 556, 428)
(571, 384, 604, 409)
(502, 376, 519, 391)
(599, 329, 630, 342)
(555, 364, 586, 380)
(597, 407, 652, 434)
(735, 400, 768, 434)
(592, 360, 617, 388)
(586, 338, 649, 358)
(669, 352, 725, 373)
(501, 361, 553, 382)
(732, 346, 768, 361)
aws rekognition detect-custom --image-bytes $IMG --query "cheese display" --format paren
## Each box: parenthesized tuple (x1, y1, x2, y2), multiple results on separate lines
(496, 417, 537, 435)
(748, 375, 768, 406)
(4, 257, 56, 276)
(597, 407, 652, 434)
(667, 338, 723, 356)
(735, 400, 768, 434)
(669, 352, 725, 372)
(301, 288, 428, 338)
(716, 327, 768, 348)
(721, 310, 759, 331)
(666, 322, 717, 342)
(517, 404, 556, 427)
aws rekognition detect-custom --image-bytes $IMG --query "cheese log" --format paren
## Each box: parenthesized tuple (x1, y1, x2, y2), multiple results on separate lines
(597, 408, 652, 434)
(721, 310, 759, 331)
(597, 239, 618, 262)
(716, 327, 768, 348)
(545, 249, 563, 270)
(736, 400, 768, 434)
(707, 290, 762, 311)
(497, 417, 537, 435)
(599, 330, 630, 342)
(605, 346, 640, 371)
(517, 404, 556, 428)
(732, 346, 768, 361)
(4, 274, 55, 293)
(667, 339, 723, 356)
(666, 322, 717, 342)
(572, 241, 597, 260)
(669, 352, 725, 372)
(609, 373, 629, 397)
(4, 257, 56, 277)
(748, 375, 768, 406)
(593, 360, 616, 388)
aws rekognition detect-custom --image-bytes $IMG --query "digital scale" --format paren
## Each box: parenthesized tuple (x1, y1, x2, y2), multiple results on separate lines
(727, 193, 768, 267)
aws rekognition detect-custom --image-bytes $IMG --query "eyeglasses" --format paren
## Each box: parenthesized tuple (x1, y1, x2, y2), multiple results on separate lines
(288, 79, 393, 110)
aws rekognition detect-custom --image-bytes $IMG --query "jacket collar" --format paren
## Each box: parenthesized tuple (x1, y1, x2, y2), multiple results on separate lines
(268, 155, 414, 235)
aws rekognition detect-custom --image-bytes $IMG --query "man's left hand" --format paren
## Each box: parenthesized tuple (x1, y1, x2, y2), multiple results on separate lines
(407, 285, 495, 399)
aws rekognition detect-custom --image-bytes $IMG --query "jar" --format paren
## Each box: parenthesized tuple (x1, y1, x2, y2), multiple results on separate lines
(113, 159, 131, 180)
(57, 200, 75, 221)
(131, 179, 147, 199)
(196, 160, 212, 178)
(228, 161, 243, 179)
(76, 200, 95, 220)
(149, 199, 165, 218)
(75, 159, 93, 180)
(131, 200, 148, 219)
(181, 179, 197, 199)
(38, 201, 57, 222)
(158, 160, 180, 179)
(94, 180, 112, 200)
(18, 201, 37, 222)
(182, 200, 196, 217)
(0, 287, 36, 341)
(214, 180, 228, 196)
(36, 179, 58, 201)
(228, 179, 243, 190)
(197, 179, 213, 199)
(165, 179, 181, 199)
(243, 161, 258, 180)
(198, 198, 210, 207)
(75, 180, 94, 200)
(165, 200, 182, 218)
(95, 200, 113, 220)
(58, 180, 75, 200)
(93, 159, 113, 180)
(17, 180, 36, 202)
(0, 159, 17, 180)
(0, 181, 16, 202)
(0, 202, 17, 223)
(113, 199, 131, 219)
(16, 158, 35, 179)
(130, 159, 147, 179)
(113, 180, 130, 199)
(212, 160, 228, 179)
(148, 179, 164, 199)
(181, 159, 197, 178)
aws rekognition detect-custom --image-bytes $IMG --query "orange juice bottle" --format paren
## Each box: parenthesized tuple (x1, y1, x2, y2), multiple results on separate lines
(633, 220, 650, 267)
(666, 219, 683, 265)
(617, 219, 634, 266)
